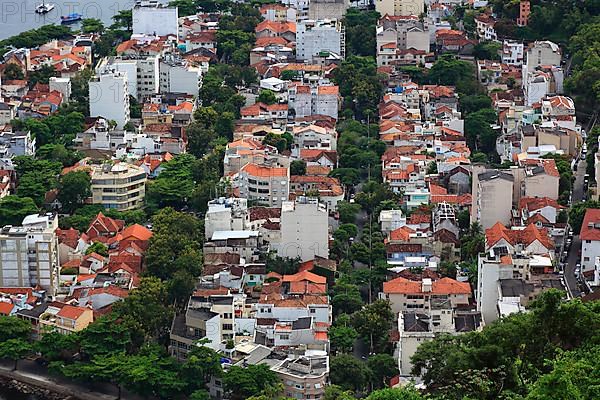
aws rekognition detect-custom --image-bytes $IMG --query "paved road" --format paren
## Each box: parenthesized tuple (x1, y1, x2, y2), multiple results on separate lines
(0, 359, 146, 400)
(565, 158, 586, 298)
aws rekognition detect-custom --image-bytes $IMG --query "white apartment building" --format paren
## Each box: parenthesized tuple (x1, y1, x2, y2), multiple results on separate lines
(276, 198, 329, 262)
(525, 41, 561, 71)
(90, 163, 147, 211)
(204, 197, 250, 239)
(89, 72, 130, 129)
(132, 0, 178, 37)
(96, 56, 160, 101)
(296, 19, 345, 61)
(308, 0, 349, 20)
(471, 170, 514, 229)
(291, 124, 337, 157)
(0, 214, 59, 297)
(376, 15, 430, 58)
(49, 77, 71, 101)
(159, 58, 202, 96)
(237, 163, 290, 208)
(288, 85, 340, 120)
(375, 0, 424, 17)
(501, 40, 524, 66)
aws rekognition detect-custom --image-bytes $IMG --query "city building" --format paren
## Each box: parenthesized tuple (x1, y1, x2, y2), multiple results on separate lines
(89, 71, 130, 129)
(471, 170, 514, 229)
(237, 163, 290, 207)
(132, 0, 178, 37)
(296, 19, 345, 61)
(375, 0, 425, 17)
(0, 214, 59, 297)
(276, 198, 329, 262)
(159, 57, 202, 96)
(271, 351, 329, 399)
(90, 163, 147, 210)
(308, 0, 349, 20)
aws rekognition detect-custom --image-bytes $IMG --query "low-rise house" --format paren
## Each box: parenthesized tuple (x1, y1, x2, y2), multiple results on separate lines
(39, 303, 94, 335)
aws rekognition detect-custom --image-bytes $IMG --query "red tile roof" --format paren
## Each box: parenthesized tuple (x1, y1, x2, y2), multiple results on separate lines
(580, 209, 600, 240)
(241, 163, 288, 178)
(485, 222, 554, 250)
(57, 304, 87, 320)
(0, 302, 14, 315)
(282, 270, 326, 284)
(383, 277, 470, 295)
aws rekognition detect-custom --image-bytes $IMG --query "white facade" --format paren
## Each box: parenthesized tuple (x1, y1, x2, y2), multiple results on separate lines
(501, 40, 524, 66)
(0, 214, 59, 297)
(379, 209, 407, 234)
(159, 59, 202, 96)
(205, 198, 249, 239)
(132, 2, 178, 37)
(471, 170, 514, 230)
(89, 72, 130, 129)
(49, 77, 72, 101)
(375, 0, 424, 16)
(296, 19, 344, 61)
(277, 198, 329, 262)
(525, 41, 561, 71)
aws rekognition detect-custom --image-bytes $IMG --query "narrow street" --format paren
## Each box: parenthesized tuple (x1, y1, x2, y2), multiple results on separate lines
(565, 158, 586, 298)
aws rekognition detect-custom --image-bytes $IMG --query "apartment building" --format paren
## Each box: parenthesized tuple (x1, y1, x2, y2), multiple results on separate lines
(376, 15, 430, 57)
(169, 306, 221, 361)
(96, 56, 160, 101)
(0, 214, 59, 297)
(159, 57, 202, 96)
(375, 0, 424, 17)
(502, 40, 524, 66)
(0, 129, 35, 158)
(237, 163, 290, 207)
(132, 0, 178, 37)
(296, 19, 345, 61)
(471, 170, 514, 229)
(288, 84, 340, 120)
(89, 71, 130, 129)
(90, 163, 147, 211)
(271, 351, 329, 399)
(276, 198, 329, 262)
(205, 197, 250, 239)
(308, 0, 348, 20)
(580, 209, 600, 272)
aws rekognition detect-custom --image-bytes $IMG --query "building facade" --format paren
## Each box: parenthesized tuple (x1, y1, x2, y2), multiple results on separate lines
(90, 163, 147, 211)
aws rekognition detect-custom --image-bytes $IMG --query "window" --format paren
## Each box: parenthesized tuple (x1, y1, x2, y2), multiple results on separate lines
(586, 240, 591, 244)
(222, 324, 233, 331)
(584, 257, 590, 261)
(280, 334, 290, 340)
(310, 308, 315, 314)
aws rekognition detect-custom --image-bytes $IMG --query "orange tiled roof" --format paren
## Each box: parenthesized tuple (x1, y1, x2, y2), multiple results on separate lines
(383, 276, 470, 295)
(282, 270, 326, 284)
(0, 302, 14, 315)
(57, 304, 87, 320)
(241, 163, 288, 178)
(580, 209, 600, 240)
(389, 226, 415, 242)
(485, 222, 554, 250)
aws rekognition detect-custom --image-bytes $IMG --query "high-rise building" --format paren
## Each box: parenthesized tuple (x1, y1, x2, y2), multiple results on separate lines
(89, 71, 130, 129)
(0, 214, 59, 297)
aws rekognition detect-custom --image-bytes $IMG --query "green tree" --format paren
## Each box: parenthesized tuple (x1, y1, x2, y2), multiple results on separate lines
(257, 90, 277, 105)
(112, 10, 133, 31)
(0, 316, 32, 342)
(329, 325, 358, 354)
(473, 41, 501, 60)
(58, 170, 91, 214)
(0, 195, 39, 226)
(367, 354, 398, 389)
(330, 354, 370, 392)
(337, 201, 361, 224)
(3, 63, 24, 80)
(222, 364, 281, 400)
(79, 314, 133, 357)
(331, 282, 364, 315)
(352, 300, 393, 353)
(366, 387, 423, 400)
(181, 345, 223, 392)
(81, 18, 104, 34)
(35, 331, 80, 362)
(0, 339, 33, 370)
(290, 160, 307, 176)
(145, 207, 204, 280)
(112, 277, 174, 341)
(85, 241, 108, 257)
